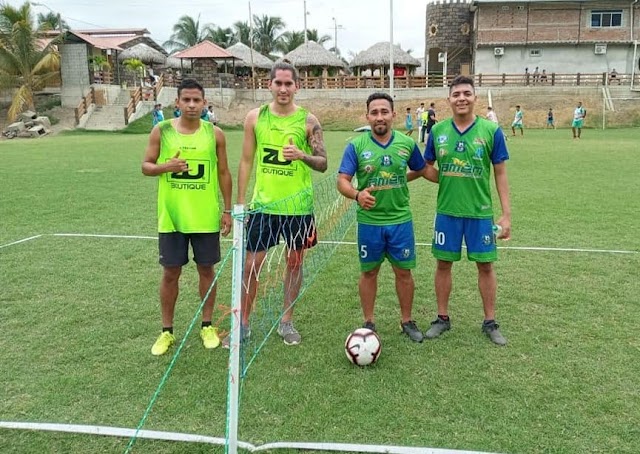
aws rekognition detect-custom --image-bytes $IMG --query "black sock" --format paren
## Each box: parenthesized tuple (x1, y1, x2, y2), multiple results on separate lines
(201, 321, 212, 328)
(438, 315, 449, 321)
(483, 319, 495, 326)
(162, 327, 173, 334)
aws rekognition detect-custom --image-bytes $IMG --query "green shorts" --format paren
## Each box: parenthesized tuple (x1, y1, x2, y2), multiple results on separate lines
(572, 119, 584, 128)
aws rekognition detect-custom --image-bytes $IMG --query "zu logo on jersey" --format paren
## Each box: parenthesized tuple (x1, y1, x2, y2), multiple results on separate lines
(263, 147, 291, 166)
(171, 164, 205, 180)
(166, 159, 210, 184)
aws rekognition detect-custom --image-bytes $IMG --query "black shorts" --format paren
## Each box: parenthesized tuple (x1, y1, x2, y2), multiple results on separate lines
(158, 232, 221, 267)
(426, 123, 435, 134)
(246, 213, 317, 252)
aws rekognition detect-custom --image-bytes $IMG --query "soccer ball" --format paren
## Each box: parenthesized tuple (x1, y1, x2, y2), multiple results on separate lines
(345, 328, 381, 366)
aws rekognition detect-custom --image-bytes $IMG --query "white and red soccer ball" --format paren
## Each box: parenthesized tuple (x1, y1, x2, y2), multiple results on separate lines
(344, 328, 381, 366)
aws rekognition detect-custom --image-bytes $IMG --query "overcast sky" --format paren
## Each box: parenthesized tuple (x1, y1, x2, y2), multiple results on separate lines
(17, 0, 429, 59)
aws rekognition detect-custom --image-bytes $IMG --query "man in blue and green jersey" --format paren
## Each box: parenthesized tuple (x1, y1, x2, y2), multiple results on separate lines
(142, 79, 233, 356)
(337, 92, 437, 342)
(423, 75, 512, 346)
(572, 101, 587, 139)
(235, 62, 328, 346)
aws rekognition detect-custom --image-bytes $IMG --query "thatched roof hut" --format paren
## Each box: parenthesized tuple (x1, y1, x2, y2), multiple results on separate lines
(350, 42, 421, 75)
(283, 41, 345, 71)
(226, 42, 273, 69)
(118, 43, 166, 65)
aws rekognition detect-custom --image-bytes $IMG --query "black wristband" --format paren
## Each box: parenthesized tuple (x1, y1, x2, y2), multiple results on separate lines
(355, 191, 360, 202)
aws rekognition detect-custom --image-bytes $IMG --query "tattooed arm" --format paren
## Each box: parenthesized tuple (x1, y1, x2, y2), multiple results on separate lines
(303, 113, 328, 172)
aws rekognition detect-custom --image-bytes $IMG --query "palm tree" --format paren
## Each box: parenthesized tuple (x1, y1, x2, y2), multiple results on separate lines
(36, 12, 68, 31)
(123, 58, 145, 87)
(305, 29, 331, 47)
(209, 26, 235, 48)
(252, 14, 285, 58)
(163, 15, 215, 54)
(233, 21, 252, 46)
(0, 2, 60, 121)
(276, 31, 305, 55)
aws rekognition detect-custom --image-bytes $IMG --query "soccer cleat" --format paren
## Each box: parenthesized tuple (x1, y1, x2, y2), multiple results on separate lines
(277, 321, 302, 346)
(362, 321, 376, 332)
(200, 326, 221, 350)
(424, 317, 451, 339)
(401, 320, 424, 342)
(221, 325, 251, 349)
(151, 331, 175, 356)
(482, 321, 508, 346)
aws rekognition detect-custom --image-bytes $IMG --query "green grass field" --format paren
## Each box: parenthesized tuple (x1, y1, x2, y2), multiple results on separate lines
(1, 128, 639, 454)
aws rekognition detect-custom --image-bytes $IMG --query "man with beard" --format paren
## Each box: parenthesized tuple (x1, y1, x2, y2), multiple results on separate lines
(337, 92, 437, 342)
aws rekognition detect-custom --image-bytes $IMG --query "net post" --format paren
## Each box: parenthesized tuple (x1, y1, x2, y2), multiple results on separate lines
(225, 204, 245, 454)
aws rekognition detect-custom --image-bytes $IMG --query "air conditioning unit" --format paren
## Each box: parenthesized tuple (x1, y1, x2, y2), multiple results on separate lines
(494, 47, 505, 56)
(594, 44, 607, 55)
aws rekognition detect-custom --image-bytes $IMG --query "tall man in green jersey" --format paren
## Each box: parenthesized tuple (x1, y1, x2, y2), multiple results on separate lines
(337, 92, 437, 342)
(423, 75, 512, 346)
(142, 79, 233, 356)
(235, 62, 328, 346)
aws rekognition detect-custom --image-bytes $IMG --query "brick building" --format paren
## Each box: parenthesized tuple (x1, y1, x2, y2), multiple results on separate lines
(473, 0, 640, 76)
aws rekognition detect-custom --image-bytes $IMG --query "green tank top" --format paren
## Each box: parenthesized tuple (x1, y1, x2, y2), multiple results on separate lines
(157, 119, 220, 233)
(251, 104, 313, 215)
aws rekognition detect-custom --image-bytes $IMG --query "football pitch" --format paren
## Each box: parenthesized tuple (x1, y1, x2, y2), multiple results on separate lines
(1, 128, 639, 453)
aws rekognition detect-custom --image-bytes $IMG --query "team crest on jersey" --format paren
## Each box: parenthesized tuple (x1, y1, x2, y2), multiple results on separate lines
(381, 155, 392, 167)
(482, 235, 492, 246)
(437, 135, 448, 144)
(363, 164, 375, 173)
(402, 248, 411, 258)
(455, 141, 466, 153)
(473, 148, 484, 160)
(361, 151, 373, 160)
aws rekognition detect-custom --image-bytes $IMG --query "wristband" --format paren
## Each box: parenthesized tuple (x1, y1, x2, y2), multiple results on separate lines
(223, 210, 232, 214)
(355, 192, 360, 202)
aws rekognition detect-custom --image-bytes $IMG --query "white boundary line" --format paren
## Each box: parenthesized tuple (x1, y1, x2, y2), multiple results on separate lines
(0, 421, 498, 454)
(0, 234, 42, 249)
(0, 233, 637, 255)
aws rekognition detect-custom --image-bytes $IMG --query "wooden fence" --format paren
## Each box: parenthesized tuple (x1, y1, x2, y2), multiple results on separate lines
(123, 87, 142, 126)
(74, 87, 95, 125)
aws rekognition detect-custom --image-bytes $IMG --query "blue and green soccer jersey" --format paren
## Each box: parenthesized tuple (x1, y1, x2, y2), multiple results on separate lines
(424, 116, 509, 218)
(339, 130, 425, 225)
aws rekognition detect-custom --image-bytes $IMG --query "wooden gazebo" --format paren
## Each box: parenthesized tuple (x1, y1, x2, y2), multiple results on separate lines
(172, 40, 239, 87)
(350, 42, 421, 80)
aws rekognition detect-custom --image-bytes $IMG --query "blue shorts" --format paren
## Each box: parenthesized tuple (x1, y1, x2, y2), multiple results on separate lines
(357, 221, 416, 272)
(431, 214, 497, 262)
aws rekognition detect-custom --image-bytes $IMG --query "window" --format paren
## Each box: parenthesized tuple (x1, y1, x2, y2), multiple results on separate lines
(530, 49, 542, 57)
(591, 10, 623, 27)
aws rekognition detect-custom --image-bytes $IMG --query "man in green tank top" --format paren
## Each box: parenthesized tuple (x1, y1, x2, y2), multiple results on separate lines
(232, 62, 328, 347)
(142, 79, 233, 356)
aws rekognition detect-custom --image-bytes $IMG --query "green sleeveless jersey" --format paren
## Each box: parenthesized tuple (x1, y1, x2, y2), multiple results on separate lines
(343, 131, 425, 225)
(157, 120, 221, 233)
(251, 105, 313, 215)
(426, 116, 508, 218)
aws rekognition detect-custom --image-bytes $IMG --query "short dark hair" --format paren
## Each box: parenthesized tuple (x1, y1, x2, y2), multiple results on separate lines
(430, 102, 435, 107)
(449, 75, 475, 93)
(366, 92, 394, 111)
(177, 79, 205, 97)
(516, 105, 521, 108)
(269, 61, 299, 82)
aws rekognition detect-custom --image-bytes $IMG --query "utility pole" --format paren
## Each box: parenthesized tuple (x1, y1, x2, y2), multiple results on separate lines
(389, 0, 394, 98)
(332, 17, 343, 56)
(303, 0, 308, 43)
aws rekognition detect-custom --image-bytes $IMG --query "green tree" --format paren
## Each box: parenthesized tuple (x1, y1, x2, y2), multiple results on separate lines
(123, 58, 145, 86)
(36, 11, 68, 31)
(276, 30, 304, 55)
(163, 14, 215, 53)
(305, 29, 331, 46)
(0, 2, 60, 121)
(233, 21, 252, 46)
(252, 14, 285, 58)
(209, 26, 236, 48)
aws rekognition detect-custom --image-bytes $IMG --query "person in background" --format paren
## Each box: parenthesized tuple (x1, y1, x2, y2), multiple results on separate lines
(208, 105, 218, 125)
(511, 105, 524, 137)
(572, 101, 587, 139)
(416, 102, 425, 142)
(546, 108, 555, 129)
(404, 107, 414, 136)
